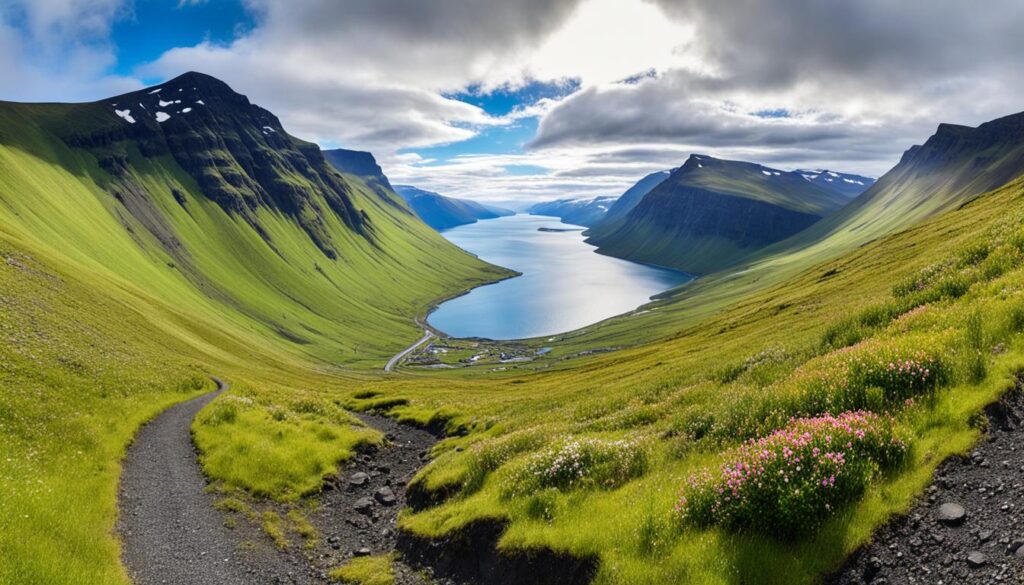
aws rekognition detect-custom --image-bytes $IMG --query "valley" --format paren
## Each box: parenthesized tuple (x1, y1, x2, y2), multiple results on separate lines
(4, 21, 1024, 585)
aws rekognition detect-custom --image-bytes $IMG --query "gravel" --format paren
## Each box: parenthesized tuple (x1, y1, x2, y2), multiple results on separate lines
(117, 379, 318, 584)
(118, 379, 441, 585)
(828, 382, 1024, 584)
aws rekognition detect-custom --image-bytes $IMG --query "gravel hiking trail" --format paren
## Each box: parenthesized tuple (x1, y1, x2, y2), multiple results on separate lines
(118, 377, 443, 584)
(118, 378, 319, 584)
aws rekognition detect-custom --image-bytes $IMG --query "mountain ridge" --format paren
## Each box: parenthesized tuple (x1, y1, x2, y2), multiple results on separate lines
(585, 154, 853, 273)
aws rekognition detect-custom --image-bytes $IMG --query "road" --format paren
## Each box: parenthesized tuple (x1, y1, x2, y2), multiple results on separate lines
(384, 327, 433, 372)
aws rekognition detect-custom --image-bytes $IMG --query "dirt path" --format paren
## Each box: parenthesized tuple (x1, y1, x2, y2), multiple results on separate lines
(118, 378, 321, 585)
(118, 377, 445, 585)
(829, 378, 1024, 584)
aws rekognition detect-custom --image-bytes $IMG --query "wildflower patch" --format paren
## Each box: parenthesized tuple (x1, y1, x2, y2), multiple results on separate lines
(676, 411, 908, 537)
(505, 437, 649, 496)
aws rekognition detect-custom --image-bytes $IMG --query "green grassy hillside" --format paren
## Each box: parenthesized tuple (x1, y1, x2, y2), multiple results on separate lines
(362, 173, 1024, 584)
(586, 155, 850, 274)
(0, 73, 510, 367)
(6, 72, 1024, 585)
(0, 73, 509, 584)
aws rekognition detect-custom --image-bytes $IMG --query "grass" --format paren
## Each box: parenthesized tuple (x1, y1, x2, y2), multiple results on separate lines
(6, 89, 1024, 585)
(329, 553, 397, 585)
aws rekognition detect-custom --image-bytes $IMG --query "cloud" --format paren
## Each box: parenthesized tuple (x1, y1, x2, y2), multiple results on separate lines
(0, 0, 141, 101)
(528, 0, 1024, 177)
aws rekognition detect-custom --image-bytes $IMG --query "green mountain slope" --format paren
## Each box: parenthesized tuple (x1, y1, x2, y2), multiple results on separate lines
(563, 111, 1024, 353)
(391, 184, 513, 231)
(586, 155, 850, 273)
(0, 72, 509, 366)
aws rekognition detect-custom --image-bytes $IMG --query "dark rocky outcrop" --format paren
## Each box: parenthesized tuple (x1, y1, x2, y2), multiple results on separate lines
(58, 71, 372, 258)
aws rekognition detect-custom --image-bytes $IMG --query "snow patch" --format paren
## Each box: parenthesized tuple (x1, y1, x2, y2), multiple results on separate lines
(158, 99, 173, 107)
(827, 171, 839, 178)
(843, 178, 865, 185)
(155, 111, 171, 123)
(148, 88, 162, 94)
(761, 170, 773, 176)
(825, 178, 834, 182)
(773, 171, 781, 176)
(262, 126, 276, 133)
(114, 109, 135, 124)
(195, 100, 205, 105)
(181, 107, 192, 113)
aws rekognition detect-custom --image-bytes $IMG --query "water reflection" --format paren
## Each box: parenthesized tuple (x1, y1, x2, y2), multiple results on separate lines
(428, 214, 692, 339)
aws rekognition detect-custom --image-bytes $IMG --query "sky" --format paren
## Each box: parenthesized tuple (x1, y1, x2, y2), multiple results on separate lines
(3, 0, 1024, 208)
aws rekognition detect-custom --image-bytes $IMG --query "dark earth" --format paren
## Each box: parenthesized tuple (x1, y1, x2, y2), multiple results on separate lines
(829, 379, 1024, 584)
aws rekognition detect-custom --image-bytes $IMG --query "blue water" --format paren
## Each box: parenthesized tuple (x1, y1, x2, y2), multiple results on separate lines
(428, 214, 693, 340)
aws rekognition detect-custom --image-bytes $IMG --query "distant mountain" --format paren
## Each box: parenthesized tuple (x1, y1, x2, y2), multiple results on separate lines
(585, 155, 852, 274)
(393, 185, 513, 231)
(794, 169, 875, 198)
(598, 170, 672, 225)
(527, 196, 617, 227)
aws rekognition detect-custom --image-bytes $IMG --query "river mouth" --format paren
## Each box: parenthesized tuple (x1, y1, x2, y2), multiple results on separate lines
(427, 214, 693, 340)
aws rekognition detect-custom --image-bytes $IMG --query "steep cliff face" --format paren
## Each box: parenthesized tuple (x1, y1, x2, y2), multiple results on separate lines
(586, 155, 849, 274)
(322, 148, 399, 203)
(598, 170, 671, 225)
(57, 71, 368, 259)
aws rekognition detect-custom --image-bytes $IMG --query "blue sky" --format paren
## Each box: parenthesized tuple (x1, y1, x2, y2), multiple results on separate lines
(3, 0, 1023, 207)
(110, 1, 252, 79)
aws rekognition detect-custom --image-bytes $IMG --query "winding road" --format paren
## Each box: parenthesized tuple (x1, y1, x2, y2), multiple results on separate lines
(117, 377, 315, 585)
(384, 327, 433, 372)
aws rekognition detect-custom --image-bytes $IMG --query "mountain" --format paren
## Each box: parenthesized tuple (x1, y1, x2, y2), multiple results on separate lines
(597, 169, 672, 225)
(585, 155, 851, 274)
(527, 195, 617, 227)
(0, 71, 508, 364)
(799, 113, 1024, 245)
(322, 148, 396, 199)
(794, 169, 875, 198)
(392, 185, 513, 231)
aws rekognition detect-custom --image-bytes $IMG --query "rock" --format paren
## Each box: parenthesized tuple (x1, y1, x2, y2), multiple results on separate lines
(1008, 539, 1024, 554)
(375, 486, 396, 506)
(936, 502, 966, 526)
(353, 497, 375, 514)
(966, 551, 987, 568)
(979, 529, 993, 542)
(349, 472, 369, 487)
(1017, 546, 1024, 560)
(354, 547, 371, 557)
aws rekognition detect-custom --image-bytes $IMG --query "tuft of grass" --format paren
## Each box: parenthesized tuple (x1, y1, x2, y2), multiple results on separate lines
(261, 511, 288, 550)
(329, 554, 396, 585)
